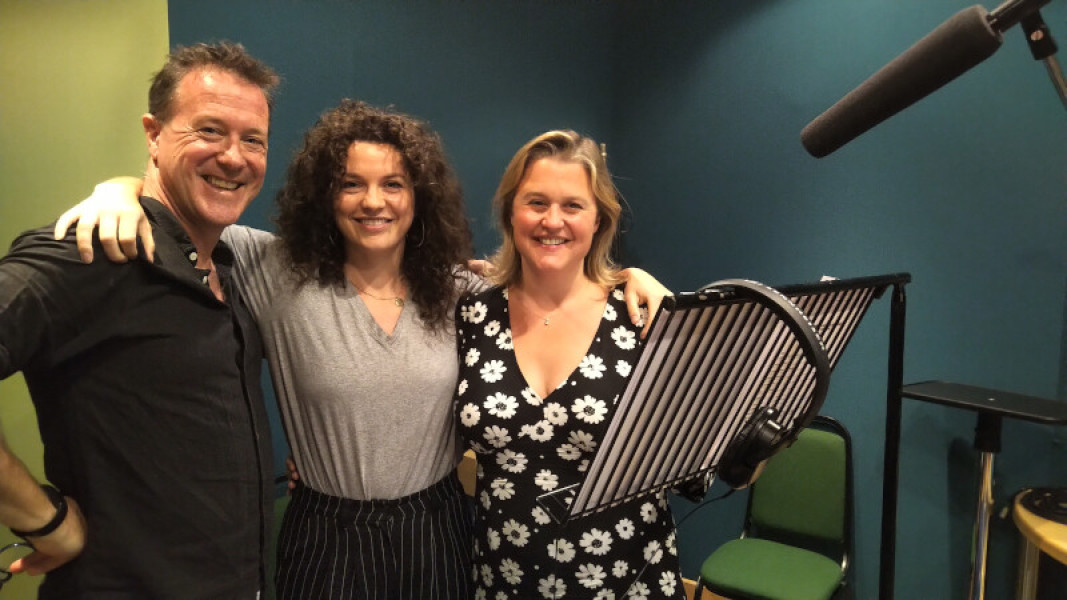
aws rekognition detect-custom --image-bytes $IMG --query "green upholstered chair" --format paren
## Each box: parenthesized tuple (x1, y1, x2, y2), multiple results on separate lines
(694, 415, 853, 600)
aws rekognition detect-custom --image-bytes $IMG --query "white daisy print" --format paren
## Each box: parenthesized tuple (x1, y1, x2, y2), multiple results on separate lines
(576, 563, 606, 589)
(479, 490, 491, 510)
(473, 589, 486, 600)
(639, 502, 657, 523)
(480, 359, 506, 383)
(458, 378, 468, 396)
(666, 531, 678, 555)
(579, 528, 614, 556)
(578, 458, 591, 473)
(521, 386, 542, 405)
(501, 519, 530, 547)
(460, 403, 480, 427)
(547, 539, 576, 563)
(612, 560, 629, 578)
(659, 570, 677, 594)
(484, 320, 500, 337)
(557, 444, 581, 460)
(480, 563, 494, 587)
(534, 469, 559, 491)
(627, 581, 650, 599)
(520, 420, 554, 442)
(572, 395, 608, 424)
(569, 430, 597, 452)
(538, 574, 566, 599)
(500, 558, 523, 585)
(593, 590, 616, 600)
(484, 425, 511, 448)
(642, 540, 663, 564)
(611, 326, 636, 350)
(543, 403, 568, 426)
(487, 528, 501, 550)
(603, 303, 617, 321)
(484, 392, 517, 418)
(469, 301, 488, 324)
(496, 330, 513, 350)
(615, 360, 632, 378)
(491, 478, 515, 500)
(497, 449, 528, 473)
(615, 518, 635, 540)
(531, 505, 552, 525)
(465, 348, 481, 367)
(578, 354, 607, 379)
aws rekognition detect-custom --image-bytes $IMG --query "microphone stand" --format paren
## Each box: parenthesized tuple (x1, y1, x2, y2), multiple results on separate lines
(1019, 11, 1067, 111)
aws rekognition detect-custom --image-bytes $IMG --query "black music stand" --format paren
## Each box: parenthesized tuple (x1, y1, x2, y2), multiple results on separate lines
(899, 381, 1067, 600)
(540, 274, 907, 526)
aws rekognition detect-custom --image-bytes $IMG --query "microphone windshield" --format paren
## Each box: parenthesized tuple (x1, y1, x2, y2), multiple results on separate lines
(801, 5, 1002, 158)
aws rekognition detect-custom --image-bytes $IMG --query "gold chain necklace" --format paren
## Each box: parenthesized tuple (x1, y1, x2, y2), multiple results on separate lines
(352, 285, 405, 307)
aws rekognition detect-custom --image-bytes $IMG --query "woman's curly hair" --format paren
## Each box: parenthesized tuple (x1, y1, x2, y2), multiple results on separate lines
(275, 100, 472, 331)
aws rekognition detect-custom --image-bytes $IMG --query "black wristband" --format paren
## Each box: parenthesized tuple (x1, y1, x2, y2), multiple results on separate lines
(10, 485, 67, 539)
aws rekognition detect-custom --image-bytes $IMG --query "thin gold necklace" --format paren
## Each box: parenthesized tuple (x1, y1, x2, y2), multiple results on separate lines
(349, 281, 403, 305)
(351, 284, 405, 307)
(514, 289, 559, 326)
(344, 266, 406, 307)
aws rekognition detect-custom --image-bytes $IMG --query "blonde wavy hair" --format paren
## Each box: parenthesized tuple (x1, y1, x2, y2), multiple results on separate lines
(488, 130, 623, 288)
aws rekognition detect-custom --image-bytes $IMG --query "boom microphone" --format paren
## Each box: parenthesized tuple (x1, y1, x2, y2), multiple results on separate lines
(801, 1, 1052, 158)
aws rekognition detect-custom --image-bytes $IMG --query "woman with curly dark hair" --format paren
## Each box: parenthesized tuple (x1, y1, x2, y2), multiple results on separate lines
(275, 99, 472, 332)
(257, 100, 478, 599)
(60, 101, 670, 600)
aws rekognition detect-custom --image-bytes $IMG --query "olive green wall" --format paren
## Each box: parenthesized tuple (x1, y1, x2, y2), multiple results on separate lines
(0, 1, 167, 595)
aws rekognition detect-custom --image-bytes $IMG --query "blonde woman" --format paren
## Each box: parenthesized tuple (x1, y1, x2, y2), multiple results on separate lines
(455, 130, 685, 599)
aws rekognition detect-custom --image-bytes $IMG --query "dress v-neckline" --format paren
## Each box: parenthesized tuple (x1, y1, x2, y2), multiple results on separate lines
(504, 287, 606, 403)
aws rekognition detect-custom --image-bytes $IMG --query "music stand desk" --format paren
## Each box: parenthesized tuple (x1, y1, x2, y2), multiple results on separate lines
(899, 380, 1067, 600)
(900, 381, 1067, 425)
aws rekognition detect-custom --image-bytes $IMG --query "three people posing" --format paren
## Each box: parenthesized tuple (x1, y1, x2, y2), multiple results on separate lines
(53, 91, 672, 597)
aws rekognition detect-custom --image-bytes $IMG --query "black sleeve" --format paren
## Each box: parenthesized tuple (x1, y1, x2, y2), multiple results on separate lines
(0, 225, 127, 378)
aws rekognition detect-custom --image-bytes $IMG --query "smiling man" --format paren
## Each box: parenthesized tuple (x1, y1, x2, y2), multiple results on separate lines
(0, 42, 278, 599)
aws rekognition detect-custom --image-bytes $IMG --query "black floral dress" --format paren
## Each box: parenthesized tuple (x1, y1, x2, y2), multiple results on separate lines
(454, 286, 686, 600)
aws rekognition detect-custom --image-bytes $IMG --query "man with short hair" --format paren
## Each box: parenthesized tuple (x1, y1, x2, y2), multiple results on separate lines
(0, 42, 279, 598)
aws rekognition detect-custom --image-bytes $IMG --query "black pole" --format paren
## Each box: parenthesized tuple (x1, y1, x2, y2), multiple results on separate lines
(879, 283, 907, 600)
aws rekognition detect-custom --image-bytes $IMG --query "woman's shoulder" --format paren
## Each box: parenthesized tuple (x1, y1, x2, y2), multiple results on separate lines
(458, 281, 503, 303)
(220, 225, 296, 287)
(606, 285, 644, 332)
(456, 284, 504, 320)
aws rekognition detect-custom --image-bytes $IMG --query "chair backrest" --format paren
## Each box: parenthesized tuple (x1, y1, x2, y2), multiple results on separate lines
(745, 415, 853, 565)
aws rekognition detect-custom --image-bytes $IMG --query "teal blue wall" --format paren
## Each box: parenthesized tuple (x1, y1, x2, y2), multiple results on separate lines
(170, 2, 1067, 598)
